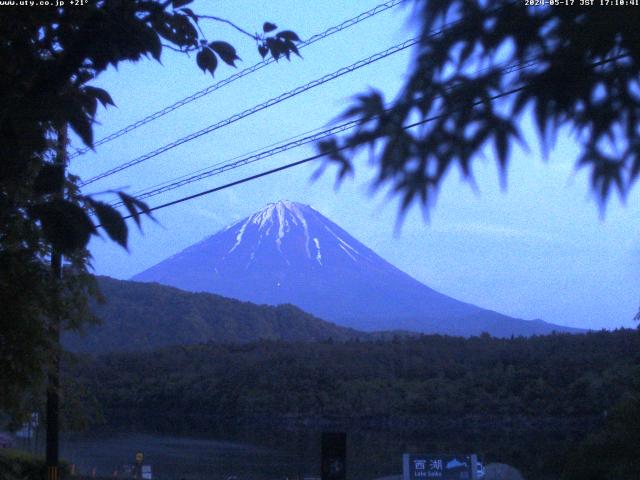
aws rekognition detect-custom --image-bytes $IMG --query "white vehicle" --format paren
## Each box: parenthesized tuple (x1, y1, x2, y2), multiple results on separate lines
(476, 462, 486, 479)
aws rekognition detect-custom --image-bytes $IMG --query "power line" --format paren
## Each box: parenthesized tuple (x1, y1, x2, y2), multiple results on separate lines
(69, 0, 408, 159)
(80, 35, 422, 187)
(125, 121, 346, 197)
(106, 57, 541, 207)
(113, 51, 630, 223)
(80, 2, 524, 187)
(108, 118, 363, 208)
(115, 86, 527, 222)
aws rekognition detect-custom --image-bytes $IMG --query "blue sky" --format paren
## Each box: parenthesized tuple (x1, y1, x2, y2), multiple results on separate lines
(69, 0, 639, 330)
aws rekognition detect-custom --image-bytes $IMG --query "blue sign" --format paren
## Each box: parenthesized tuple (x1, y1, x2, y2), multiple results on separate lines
(403, 454, 477, 480)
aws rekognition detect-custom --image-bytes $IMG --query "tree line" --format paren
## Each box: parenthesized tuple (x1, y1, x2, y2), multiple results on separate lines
(68, 329, 640, 419)
(57, 329, 640, 479)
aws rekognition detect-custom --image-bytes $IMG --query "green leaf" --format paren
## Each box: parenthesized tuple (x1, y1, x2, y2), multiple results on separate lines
(459, 41, 475, 64)
(285, 40, 300, 58)
(196, 47, 217, 74)
(209, 41, 239, 67)
(263, 22, 277, 33)
(88, 199, 128, 249)
(168, 13, 198, 47)
(68, 108, 93, 148)
(83, 86, 115, 107)
(29, 200, 96, 254)
(117, 192, 153, 229)
(495, 127, 509, 171)
(276, 30, 300, 42)
(140, 25, 162, 61)
(318, 139, 352, 180)
(258, 44, 268, 58)
(265, 37, 282, 60)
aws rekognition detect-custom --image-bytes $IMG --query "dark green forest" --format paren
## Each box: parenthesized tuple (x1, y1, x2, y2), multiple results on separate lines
(64, 277, 580, 355)
(71, 329, 640, 419)
(62, 277, 362, 353)
(64, 329, 640, 479)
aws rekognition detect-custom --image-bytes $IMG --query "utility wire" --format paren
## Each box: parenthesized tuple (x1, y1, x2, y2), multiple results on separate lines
(111, 52, 629, 223)
(125, 121, 345, 197)
(108, 118, 363, 208)
(80, 34, 422, 187)
(107, 57, 541, 207)
(80, 2, 523, 187)
(69, 0, 408, 160)
(115, 87, 527, 221)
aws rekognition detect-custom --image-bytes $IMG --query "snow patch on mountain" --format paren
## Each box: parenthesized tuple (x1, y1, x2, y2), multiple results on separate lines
(290, 202, 311, 258)
(339, 243, 357, 262)
(323, 223, 361, 262)
(229, 219, 249, 253)
(313, 237, 322, 266)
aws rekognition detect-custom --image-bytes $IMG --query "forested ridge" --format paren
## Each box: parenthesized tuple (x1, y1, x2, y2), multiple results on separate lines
(69, 329, 640, 419)
(62, 277, 363, 353)
(62, 328, 640, 479)
(63, 278, 581, 355)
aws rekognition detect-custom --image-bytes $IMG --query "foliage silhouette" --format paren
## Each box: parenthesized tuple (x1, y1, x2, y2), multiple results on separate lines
(0, 0, 299, 418)
(323, 2, 640, 213)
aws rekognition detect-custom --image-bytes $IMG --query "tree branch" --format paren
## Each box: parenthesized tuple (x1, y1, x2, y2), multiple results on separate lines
(161, 43, 198, 54)
(197, 15, 257, 40)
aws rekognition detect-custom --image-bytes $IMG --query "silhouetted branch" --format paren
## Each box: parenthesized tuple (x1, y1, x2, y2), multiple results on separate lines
(161, 43, 198, 53)
(198, 15, 257, 40)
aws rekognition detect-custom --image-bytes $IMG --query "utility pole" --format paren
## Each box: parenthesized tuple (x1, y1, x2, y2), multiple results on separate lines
(46, 123, 67, 480)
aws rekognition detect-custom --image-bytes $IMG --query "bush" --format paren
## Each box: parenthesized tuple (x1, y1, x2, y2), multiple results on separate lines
(0, 449, 70, 480)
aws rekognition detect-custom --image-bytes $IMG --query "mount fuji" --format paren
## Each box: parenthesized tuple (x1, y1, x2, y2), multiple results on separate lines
(132, 200, 578, 337)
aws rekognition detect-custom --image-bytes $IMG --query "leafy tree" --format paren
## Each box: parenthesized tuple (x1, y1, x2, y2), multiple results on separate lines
(562, 395, 640, 480)
(322, 2, 640, 212)
(0, 0, 299, 416)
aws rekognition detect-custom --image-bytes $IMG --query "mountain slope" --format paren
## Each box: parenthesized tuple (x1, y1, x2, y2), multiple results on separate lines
(62, 276, 362, 353)
(132, 201, 580, 337)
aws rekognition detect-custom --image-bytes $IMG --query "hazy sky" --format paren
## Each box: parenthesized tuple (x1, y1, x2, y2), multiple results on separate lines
(69, 0, 639, 330)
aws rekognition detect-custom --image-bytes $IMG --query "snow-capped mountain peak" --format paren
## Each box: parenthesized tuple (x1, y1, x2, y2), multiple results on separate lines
(132, 201, 580, 337)
(221, 200, 367, 268)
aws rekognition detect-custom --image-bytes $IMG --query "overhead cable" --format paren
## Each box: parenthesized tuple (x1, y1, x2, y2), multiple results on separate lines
(80, 35, 422, 186)
(107, 57, 542, 207)
(81, 3, 521, 186)
(112, 51, 631, 222)
(69, 0, 408, 159)
(108, 118, 363, 208)
(115, 86, 529, 221)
